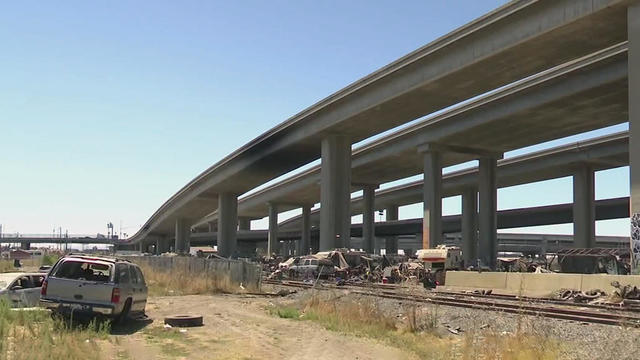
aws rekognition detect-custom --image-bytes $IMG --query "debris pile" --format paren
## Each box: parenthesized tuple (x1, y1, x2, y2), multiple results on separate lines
(265, 249, 439, 287)
(611, 281, 640, 301)
(553, 288, 606, 303)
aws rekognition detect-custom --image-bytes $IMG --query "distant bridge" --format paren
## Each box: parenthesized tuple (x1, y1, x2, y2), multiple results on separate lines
(0, 234, 118, 249)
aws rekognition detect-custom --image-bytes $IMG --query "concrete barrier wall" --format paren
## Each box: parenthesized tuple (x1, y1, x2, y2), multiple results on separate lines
(125, 256, 262, 291)
(443, 271, 640, 297)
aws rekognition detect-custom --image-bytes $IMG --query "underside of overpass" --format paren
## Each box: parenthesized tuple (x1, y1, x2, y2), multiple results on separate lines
(121, 0, 640, 272)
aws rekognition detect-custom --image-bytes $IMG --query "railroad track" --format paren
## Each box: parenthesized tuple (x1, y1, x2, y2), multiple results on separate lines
(262, 279, 640, 327)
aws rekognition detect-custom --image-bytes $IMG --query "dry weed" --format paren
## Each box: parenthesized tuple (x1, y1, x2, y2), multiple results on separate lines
(137, 263, 241, 296)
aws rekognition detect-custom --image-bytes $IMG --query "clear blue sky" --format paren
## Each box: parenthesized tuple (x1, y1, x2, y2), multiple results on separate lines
(0, 1, 630, 238)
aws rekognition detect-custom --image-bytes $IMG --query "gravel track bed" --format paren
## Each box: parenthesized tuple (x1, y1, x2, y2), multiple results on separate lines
(264, 283, 640, 360)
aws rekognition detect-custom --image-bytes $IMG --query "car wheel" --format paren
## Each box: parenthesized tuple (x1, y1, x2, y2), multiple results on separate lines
(115, 299, 132, 325)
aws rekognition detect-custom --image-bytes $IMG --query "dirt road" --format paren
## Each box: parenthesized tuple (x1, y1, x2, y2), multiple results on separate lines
(106, 294, 414, 360)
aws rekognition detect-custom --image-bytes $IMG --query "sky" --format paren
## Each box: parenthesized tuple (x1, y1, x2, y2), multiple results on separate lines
(0, 1, 631, 239)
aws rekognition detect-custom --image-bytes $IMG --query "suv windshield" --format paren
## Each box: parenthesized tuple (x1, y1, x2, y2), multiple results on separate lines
(52, 260, 112, 282)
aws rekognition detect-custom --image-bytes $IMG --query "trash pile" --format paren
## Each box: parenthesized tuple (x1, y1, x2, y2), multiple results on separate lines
(552, 282, 640, 306)
(611, 281, 640, 301)
(265, 249, 438, 287)
(553, 288, 607, 303)
(496, 257, 548, 272)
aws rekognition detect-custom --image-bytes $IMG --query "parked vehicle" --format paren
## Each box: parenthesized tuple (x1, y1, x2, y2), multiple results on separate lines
(40, 254, 147, 323)
(416, 245, 463, 285)
(0, 272, 45, 307)
(288, 257, 335, 279)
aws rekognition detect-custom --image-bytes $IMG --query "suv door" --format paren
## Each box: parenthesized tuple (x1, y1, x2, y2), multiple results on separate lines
(8, 276, 39, 307)
(130, 266, 148, 314)
(115, 264, 134, 312)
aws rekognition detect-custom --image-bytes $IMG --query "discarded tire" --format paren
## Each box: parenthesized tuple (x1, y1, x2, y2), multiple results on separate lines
(164, 315, 204, 327)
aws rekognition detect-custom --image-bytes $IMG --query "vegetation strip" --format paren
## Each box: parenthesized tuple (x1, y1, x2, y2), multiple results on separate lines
(264, 280, 640, 327)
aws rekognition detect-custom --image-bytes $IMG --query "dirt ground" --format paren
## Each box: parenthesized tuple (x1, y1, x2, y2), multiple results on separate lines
(102, 294, 415, 360)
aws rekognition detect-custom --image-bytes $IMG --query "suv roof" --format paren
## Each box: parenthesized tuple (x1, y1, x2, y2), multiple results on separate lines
(63, 253, 134, 264)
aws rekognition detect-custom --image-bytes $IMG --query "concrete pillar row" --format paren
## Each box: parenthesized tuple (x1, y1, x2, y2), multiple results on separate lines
(478, 157, 498, 269)
(418, 146, 442, 249)
(628, 3, 640, 273)
(573, 166, 596, 248)
(217, 192, 238, 258)
(319, 134, 352, 251)
(385, 205, 399, 254)
(461, 187, 478, 267)
(267, 202, 279, 256)
(300, 205, 312, 255)
(362, 184, 378, 254)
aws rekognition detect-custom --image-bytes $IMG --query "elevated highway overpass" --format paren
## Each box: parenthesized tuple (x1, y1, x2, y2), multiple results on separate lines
(123, 0, 640, 270)
(183, 196, 628, 249)
(191, 131, 628, 261)
(186, 232, 629, 257)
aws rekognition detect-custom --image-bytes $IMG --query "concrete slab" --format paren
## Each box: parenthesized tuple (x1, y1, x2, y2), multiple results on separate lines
(444, 271, 640, 298)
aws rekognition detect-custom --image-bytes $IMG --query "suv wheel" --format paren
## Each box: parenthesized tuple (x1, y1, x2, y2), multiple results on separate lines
(115, 299, 132, 325)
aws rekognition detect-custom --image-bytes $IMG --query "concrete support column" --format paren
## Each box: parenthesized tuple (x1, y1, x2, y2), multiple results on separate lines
(174, 218, 190, 255)
(420, 149, 442, 249)
(156, 237, 168, 254)
(267, 202, 279, 256)
(217, 192, 238, 258)
(311, 237, 319, 254)
(461, 187, 478, 267)
(362, 185, 377, 254)
(573, 166, 596, 248)
(300, 205, 311, 255)
(629, 3, 640, 273)
(320, 134, 352, 251)
(478, 157, 498, 269)
(207, 222, 215, 233)
(385, 205, 398, 254)
(238, 218, 251, 231)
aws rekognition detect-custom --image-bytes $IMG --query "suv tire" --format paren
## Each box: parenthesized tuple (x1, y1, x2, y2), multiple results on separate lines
(115, 299, 132, 325)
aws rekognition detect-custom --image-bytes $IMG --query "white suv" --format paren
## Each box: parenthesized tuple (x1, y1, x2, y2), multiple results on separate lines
(40, 254, 147, 323)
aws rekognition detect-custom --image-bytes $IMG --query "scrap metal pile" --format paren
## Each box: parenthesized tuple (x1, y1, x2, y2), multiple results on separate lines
(263, 249, 433, 286)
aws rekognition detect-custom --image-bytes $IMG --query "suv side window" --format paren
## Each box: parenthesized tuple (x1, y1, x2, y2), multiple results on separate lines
(133, 267, 146, 286)
(116, 264, 130, 284)
(129, 265, 140, 284)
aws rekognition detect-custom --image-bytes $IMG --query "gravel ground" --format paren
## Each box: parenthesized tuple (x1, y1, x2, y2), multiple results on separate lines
(263, 283, 640, 360)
